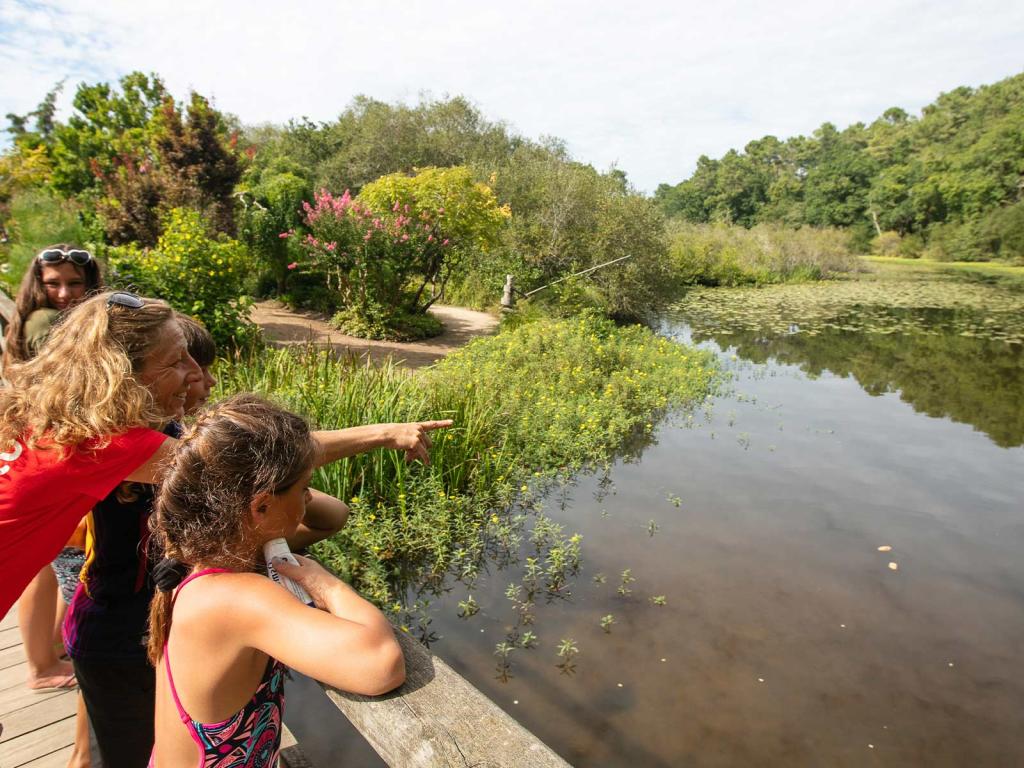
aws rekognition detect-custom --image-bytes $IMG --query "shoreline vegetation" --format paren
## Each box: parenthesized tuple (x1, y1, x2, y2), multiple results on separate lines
(216, 314, 719, 610)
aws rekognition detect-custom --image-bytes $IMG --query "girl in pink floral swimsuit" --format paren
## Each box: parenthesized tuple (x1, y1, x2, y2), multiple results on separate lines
(147, 396, 406, 768)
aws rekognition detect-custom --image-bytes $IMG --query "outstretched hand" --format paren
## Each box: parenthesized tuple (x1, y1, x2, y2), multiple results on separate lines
(384, 420, 453, 464)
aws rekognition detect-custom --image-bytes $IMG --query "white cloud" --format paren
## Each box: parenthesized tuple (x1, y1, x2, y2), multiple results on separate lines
(1, 0, 1022, 192)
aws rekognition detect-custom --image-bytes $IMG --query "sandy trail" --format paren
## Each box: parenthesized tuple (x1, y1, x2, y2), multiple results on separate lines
(250, 301, 499, 369)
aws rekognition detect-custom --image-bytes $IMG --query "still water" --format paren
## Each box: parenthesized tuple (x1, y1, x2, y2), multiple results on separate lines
(289, 281, 1024, 767)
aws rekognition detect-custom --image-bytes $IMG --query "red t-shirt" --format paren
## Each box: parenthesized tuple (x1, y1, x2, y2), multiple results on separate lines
(0, 427, 168, 616)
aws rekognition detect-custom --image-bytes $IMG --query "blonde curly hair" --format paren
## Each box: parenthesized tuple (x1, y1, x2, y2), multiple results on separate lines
(0, 291, 175, 453)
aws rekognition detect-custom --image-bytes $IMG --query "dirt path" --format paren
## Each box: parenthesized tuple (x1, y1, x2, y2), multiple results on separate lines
(250, 301, 499, 369)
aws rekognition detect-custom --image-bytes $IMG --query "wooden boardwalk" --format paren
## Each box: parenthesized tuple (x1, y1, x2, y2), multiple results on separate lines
(0, 605, 306, 768)
(0, 605, 77, 768)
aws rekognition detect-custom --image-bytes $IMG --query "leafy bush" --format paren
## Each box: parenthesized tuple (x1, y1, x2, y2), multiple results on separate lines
(237, 171, 311, 293)
(668, 222, 858, 286)
(924, 204, 1024, 264)
(461, 144, 677, 321)
(331, 305, 443, 341)
(871, 231, 903, 256)
(980, 201, 1024, 263)
(106, 208, 259, 348)
(358, 166, 509, 310)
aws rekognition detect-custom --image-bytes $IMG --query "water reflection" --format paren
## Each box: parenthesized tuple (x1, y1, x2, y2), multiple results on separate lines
(678, 308, 1024, 448)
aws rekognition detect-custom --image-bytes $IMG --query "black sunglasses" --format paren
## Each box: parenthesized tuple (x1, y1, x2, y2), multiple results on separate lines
(106, 291, 146, 310)
(37, 248, 94, 267)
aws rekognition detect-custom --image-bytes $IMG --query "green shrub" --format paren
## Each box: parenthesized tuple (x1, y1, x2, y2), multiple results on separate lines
(106, 208, 259, 348)
(237, 171, 311, 293)
(279, 270, 342, 314)
(667, 222, 857, 286)
(898, 233, 925, 258)
(871, 231, 903, 256)
(331, 305, 443, 341)
(980, 201, 1024, 263)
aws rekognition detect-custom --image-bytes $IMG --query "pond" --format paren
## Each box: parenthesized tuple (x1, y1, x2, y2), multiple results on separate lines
(287, 263, 1024, 767)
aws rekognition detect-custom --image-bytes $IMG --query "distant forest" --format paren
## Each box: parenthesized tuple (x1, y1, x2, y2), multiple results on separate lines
(655, 72, 1024, 260)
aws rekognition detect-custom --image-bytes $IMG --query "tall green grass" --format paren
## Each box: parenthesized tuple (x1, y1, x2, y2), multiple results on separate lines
(668, 222, 860, 286)
(215, 314, 718, 606)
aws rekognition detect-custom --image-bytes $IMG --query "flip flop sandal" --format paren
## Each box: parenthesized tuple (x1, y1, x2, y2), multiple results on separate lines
(30, 673, 77, 693)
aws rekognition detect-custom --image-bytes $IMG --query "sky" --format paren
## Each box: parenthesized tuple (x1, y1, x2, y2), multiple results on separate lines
(1, 0, 1022, 193)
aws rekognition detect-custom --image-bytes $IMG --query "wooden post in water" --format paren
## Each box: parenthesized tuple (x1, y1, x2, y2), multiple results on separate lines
(319, 628, 571, 767)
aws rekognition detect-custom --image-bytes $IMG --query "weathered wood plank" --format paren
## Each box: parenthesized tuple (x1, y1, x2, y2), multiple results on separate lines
(0, 692, 78, 744)
(321, 629, 571, 768)
(19, 744, 73, 768)
(0, 607, 17, 632)
(0, 627, 23, 651)
(0, 718, 74, 767)
(0, 683, 72, 719)
(0, 645, 25, 671)
(0, 661, 29, 692)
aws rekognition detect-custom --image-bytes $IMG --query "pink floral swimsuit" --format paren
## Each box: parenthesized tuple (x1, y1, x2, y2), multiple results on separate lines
(151, 568, 286, 768)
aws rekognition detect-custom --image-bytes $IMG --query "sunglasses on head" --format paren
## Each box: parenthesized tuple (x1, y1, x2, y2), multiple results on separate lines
(37, 248, 94, 267)
(106, 291, 146, 310)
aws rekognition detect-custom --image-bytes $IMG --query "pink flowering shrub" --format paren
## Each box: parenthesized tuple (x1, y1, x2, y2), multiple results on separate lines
(291, 167, 507, 337)
(294, 188, 449, 327)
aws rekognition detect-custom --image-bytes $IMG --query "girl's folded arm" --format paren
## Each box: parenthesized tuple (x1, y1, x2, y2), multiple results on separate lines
(237, 575, 405, 696)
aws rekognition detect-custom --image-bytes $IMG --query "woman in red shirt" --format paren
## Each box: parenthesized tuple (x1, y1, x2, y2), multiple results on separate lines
(0, 291, 198, 617)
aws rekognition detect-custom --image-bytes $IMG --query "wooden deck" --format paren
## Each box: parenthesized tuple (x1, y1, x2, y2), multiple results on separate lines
(0, 605, 77, 768)
(0, 605, 307, 768)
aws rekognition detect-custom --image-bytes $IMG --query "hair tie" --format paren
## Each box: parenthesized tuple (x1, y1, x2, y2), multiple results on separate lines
(153, 558, 189, 592)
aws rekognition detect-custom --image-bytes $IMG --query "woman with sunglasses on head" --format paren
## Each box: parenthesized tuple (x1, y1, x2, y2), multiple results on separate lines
(5, 247, 103, 664)
(3, 244, 102, 366)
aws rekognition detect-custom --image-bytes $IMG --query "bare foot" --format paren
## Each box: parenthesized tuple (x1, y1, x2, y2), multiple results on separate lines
(27, 659, 76, 691)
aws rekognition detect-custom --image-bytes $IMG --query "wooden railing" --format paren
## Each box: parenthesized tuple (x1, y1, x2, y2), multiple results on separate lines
(283, 628, 571, 768)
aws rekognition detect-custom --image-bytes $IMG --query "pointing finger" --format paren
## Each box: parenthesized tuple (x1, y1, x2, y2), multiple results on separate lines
(419, 419, 454, 432)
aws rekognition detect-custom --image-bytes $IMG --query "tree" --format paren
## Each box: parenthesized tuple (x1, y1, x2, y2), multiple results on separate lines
(48, 72, 167, 195)
(155, 93, 242, 235)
